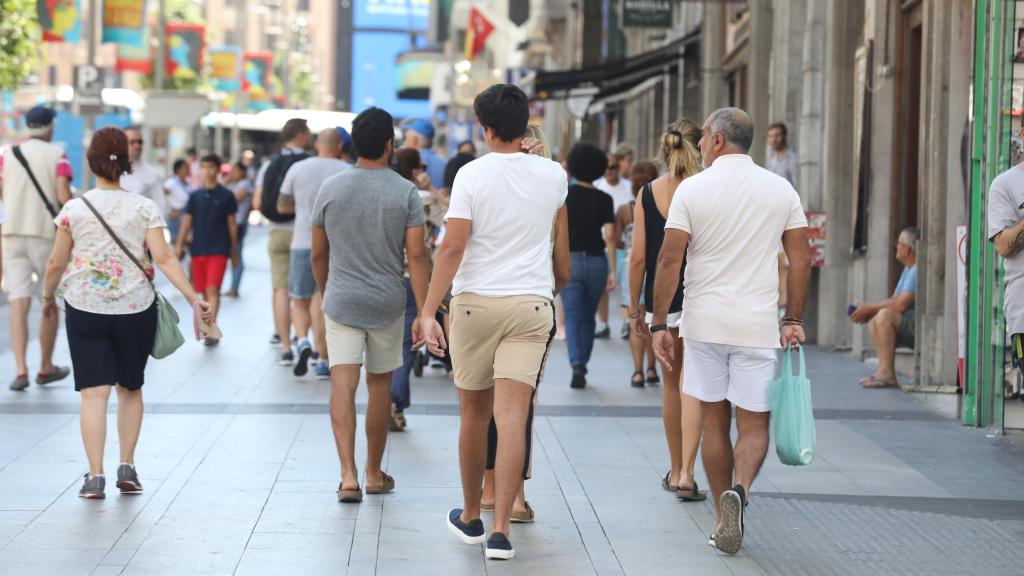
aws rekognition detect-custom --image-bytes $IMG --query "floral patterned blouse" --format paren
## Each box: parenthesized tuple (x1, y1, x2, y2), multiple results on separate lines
(54, 188, 166, 315)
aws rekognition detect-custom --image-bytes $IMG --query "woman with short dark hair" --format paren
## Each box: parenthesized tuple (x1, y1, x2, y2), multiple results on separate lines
(563, 142, 616, 389)
(41, 127, 212, 499)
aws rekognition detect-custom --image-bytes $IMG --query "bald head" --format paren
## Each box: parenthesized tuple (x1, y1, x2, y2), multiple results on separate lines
(699, 107, 754, 168)
(316, 127, 342, 158)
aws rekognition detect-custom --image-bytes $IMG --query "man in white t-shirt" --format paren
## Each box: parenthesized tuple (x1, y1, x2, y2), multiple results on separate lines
(651, 108, 810, 556)
(595, 152, 634, 338)
(419, 85, 570, 561)
(278, 128, 350, 378)
(162, 159, 191, 241)
(120, 128, 166, 215)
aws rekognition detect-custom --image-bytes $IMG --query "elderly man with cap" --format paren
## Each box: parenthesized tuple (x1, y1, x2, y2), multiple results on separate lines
(403, 119, 446, 190)
(120, 127, 166, 216)
(0, 105, 73, 390)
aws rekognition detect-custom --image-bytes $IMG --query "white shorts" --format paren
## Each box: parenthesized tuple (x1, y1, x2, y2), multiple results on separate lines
(2, 236, 52, 300)
(682, 340, 777, 412)
(646, 310, 682, 328)
(325, 314, 404, 375)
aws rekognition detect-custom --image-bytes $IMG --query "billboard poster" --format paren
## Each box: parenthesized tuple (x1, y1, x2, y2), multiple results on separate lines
(116, 24, 152, 73)
(209, 46, 242, 92)
(165, 23, 204, 80)
(243, 52, 273, 110)
(38, 0, 81, 43)
(352, 31, 429, 118)
(102, 0, 148, 46)
(355, 0, 429, 31)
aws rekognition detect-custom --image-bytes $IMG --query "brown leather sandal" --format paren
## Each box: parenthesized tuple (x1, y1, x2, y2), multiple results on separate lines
(510, 501, 535, 523)
(365, 472, 396, 495)
(337, 482, 363, 503)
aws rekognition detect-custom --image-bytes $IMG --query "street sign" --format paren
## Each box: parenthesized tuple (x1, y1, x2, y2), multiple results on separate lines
(73, 65, 105, 115)
(623, 0, 673, 28)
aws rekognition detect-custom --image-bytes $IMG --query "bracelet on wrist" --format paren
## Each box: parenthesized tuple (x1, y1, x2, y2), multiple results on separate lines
(628, 312, 641, 319)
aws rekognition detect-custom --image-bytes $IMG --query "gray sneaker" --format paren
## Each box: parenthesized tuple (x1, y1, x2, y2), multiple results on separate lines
(36, 365, 71, 385)
(116, 464, 143, 494)
(9, 375, 29, 391)
(79, 474, 105, 499)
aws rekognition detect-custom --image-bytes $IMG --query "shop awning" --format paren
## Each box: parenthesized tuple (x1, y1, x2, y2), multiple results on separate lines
(532, 27, 700, 103)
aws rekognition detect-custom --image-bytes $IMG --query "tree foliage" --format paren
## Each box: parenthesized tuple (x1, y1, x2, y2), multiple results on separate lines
(0, 0, 41, 92)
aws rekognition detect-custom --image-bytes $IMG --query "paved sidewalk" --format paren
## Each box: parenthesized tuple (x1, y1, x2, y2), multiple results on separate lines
(0, 227, 1022, 575)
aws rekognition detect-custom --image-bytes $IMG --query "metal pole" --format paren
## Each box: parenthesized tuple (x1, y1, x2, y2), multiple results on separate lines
(230, 0, 248, 162)
(81, 0, 99, 190)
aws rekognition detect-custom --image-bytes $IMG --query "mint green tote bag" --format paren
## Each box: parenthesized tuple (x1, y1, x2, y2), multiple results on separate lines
(769, 347, 816, 466)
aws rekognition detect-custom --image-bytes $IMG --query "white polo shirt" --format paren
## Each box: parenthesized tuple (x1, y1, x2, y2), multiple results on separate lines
(595, 176, 633, 211)
(665, 154, 807, 349)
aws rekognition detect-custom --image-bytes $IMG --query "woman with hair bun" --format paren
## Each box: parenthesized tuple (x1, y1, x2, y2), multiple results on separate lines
(627, 119, 706, 501)
(41, 126, 213, 500)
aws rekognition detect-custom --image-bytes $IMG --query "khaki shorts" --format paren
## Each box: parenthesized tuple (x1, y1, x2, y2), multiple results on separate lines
(268, 230, 292, 290)
(2, 236, 52, 300)
(449, 293, 556, 390)
(325, 314, 404, 375)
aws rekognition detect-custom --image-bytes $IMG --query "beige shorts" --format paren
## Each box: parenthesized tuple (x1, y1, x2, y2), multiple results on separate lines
(2, 236, 52, 300)
(449, 293, 556, 391)
(267, 230, 292, 290)
(325, 314, 404, 375)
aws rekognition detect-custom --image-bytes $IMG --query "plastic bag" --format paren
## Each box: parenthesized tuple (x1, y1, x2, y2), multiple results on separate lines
(769, 347, 816, 466)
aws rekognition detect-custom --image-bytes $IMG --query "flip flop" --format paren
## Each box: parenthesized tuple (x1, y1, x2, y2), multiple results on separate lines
(677, 481, 708, 502)
(862, 377, 898, 389)
(480, 500, 495, 512)
(661, 471, 679, 492)
(337, 482, 363, 503)
(857, 376, 873, 386)
(365, 472, 395, 495)
(631, 371, 645, 388)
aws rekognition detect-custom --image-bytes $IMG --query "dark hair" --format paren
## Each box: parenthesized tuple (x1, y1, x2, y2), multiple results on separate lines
(566, 143, 609, 183)
(443, 152, 475, 190)
(473, 84, 529, 142)
(768, 122, 788, 137)
(351, 107, 394, 160)
(457, 140, 476, 154)
(186, 146, 197, 156)
(233, 161, 246, 173)
(342, 141, 357, 160)
(172, 159, 188, 172)
(200, 153, 222, 167)
(629, 161, 659, 196)
(281, 118, 310, 143)
(391, 148, 422, 183)
(87, 127, 133, 181)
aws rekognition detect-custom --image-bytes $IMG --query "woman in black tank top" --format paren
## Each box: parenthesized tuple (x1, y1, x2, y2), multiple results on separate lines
(626, 119, 708, 501)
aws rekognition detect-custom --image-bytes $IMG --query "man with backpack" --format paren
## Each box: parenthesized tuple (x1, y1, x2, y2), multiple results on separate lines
(253, 118, 312, 364)
(0, 105, 74, 391)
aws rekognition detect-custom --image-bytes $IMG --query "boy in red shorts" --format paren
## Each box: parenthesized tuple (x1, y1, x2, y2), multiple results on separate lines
(175, 153, 238, 344)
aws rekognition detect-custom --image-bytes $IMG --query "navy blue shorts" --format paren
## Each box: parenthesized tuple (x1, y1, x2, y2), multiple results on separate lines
(65, 301, 157, 391)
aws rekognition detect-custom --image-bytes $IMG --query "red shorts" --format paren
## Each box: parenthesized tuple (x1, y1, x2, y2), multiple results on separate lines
(190, 255, 228, 293)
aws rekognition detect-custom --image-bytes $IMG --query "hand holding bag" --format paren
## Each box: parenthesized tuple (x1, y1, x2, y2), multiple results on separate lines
(769, 347, 817, 466)
(81, 196, 185, 359)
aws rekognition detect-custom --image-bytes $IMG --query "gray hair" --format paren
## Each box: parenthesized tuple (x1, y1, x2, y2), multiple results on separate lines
(901, 227, 921, 251)
(27, 124, 53, 138)
(707, 107, 754, 152)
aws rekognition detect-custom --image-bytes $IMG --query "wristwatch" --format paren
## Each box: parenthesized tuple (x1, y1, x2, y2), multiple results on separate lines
(649, 323, 669, 334)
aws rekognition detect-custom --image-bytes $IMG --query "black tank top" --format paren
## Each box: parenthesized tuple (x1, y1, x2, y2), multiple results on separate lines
(642, 183, 685, 313)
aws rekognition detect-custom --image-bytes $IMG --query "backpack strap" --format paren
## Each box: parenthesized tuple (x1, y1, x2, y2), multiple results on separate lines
(11, 146, 59, 219)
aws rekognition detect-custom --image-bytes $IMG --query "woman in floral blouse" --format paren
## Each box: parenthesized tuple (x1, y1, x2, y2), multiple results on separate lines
(41, 127, 212, 500)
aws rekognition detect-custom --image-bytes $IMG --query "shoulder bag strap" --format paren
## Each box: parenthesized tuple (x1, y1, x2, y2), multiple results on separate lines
(80, 196, 155, 290)
(11, 145, 59, 219)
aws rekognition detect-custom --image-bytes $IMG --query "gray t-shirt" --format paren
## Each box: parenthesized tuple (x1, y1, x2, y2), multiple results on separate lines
(988, 165, 1024, 333)
(280, 157, 350, 250)
(312, 166, 425, 329)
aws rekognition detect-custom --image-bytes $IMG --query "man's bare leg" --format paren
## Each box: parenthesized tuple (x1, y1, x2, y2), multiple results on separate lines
(10, 299, 30, 376)
(491, 378, 533, 537)
(291, 298, 311, 341)
(329, 365, 362, 491)
(700, 400, 734, 522)
(364, 371, 392, 486)
(870, 308, 901, 382)
(274, 288, 290, 352)
(733, 408, 770, 495)
(458, 387, 493, 523)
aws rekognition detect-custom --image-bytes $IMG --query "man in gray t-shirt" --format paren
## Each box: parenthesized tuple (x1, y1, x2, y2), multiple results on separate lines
(988, 163, 1024, 344)
(311, 107, 429, 503)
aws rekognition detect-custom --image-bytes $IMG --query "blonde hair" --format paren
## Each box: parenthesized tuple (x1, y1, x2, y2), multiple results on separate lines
(660, 118, 702, 179)
(525, 123, 551, 160)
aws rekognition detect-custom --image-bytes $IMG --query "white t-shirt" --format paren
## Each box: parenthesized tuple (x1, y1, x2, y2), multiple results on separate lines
(279, 156, 350, 250)
(163, 176, 191, 212)
(665, 154, 807, 348)
(121, 161, 166, 215)
(54, 188, 166, 315)
(0, 198, 4, 223)
(447, 152, 567, 299)
(595, 176, 633, 211)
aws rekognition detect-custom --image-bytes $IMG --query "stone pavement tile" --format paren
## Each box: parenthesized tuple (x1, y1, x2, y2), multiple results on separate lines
(234, 532, 351, 576)
(0, 413, 73, 469)
(253, 490, 359, 534)
(0, 546, 108, 576)
(0, 416, 85, 511)
(91, 566, 128, 576)
(0, 510, 38, 549)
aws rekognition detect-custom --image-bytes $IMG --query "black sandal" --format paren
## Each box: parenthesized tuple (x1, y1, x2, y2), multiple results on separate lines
(631, 371, 645, 388)
(646, 368, 660, 385)
(677, 480, 707, 502)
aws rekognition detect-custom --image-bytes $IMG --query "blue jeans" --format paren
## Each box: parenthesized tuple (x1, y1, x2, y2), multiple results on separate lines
(562, 253, 609, 369)
(390, 279, 416, 411)
(230, 223, 247, 293)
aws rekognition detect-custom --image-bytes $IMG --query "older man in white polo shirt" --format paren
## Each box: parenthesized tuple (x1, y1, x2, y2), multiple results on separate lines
(651, 108, 810, 556)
